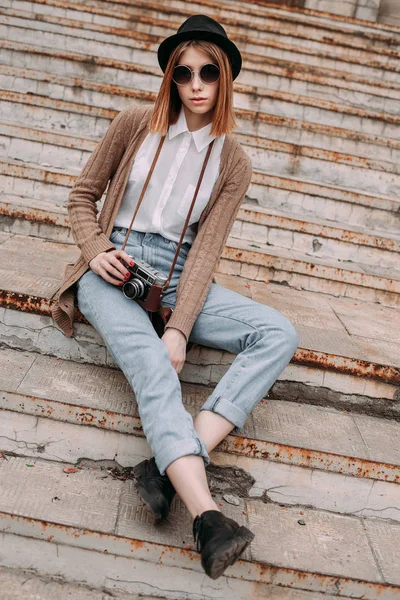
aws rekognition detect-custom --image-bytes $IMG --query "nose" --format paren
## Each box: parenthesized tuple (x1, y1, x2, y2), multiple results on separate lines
(191, 71, 203, 91)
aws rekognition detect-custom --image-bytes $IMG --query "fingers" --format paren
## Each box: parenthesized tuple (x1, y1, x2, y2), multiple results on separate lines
(101, 263, 127, 283)
(114, 249, 135, 267)
(97, 265, 125, 285)
(93, 250, 136, 285)
(107, 254, 130, 279)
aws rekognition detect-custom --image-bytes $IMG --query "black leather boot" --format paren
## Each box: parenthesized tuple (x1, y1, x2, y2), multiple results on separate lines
(193, 510, 255, 579)
(133, 457, 176, 523)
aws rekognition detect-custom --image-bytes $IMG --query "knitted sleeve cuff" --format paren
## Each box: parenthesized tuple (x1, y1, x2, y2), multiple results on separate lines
(81, 233, 116, 265)
(164, 311, 195, 344)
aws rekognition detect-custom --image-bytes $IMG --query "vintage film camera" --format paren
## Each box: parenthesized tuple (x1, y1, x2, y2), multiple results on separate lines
(121, 257, 168, 312)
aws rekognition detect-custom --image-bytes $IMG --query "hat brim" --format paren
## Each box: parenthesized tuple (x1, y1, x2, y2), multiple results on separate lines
(157, 30, 242, 80)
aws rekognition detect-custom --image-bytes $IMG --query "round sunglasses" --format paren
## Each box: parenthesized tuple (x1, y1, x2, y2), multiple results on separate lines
(172, 63, 220, 86)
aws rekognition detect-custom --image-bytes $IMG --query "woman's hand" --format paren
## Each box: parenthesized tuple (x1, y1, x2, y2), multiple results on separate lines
(89, 249, 135, 285)
(162, 328, 187, 374)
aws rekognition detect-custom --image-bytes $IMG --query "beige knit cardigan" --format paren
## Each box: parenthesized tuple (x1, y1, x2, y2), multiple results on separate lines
(51, 103, 253, 342)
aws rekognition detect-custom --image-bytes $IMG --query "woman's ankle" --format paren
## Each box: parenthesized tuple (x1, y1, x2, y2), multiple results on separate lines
(166, 455, 220, 519)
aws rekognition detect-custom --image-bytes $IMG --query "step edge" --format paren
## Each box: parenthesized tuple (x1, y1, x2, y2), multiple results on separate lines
(0, 289, 399, 383)
(1, 511, 397, 597)
(1, 392, 399, 482)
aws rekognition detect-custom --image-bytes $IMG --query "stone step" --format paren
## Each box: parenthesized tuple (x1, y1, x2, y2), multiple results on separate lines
(115, 0, 400, 44)
(0, 57, 392, 141)
(232, 205, 400, 270)
(3, 37, 400, 116)
(0, 455, 399, 597)
(1, 301, 398, 420)
(0, 349, 400, 522)
(2, 7, 400, 95)
(5, 93, 398, 184)
(8, 0, 400, 83)
(2, 180, 399, 273)
(15, 0, 400, 49)
(0, 566, 160, 600)
(0, 120, 93, 172)
(1, 113, 400, 217)
(194, 0, 397, 38)
(2, 62, 400, 161)
(0, 194, 73, 243)
(2, 156, 399, 237)
(221, 239, 400, 308)
(0, 232, 398, 418)
(1, 346, 400, 482)
(7, 0, 400, 61)
(249, 171, 400, 236)
(2, 92, 400, 197)
(0, 158, 76, 202)
(0, 567, 371, 600)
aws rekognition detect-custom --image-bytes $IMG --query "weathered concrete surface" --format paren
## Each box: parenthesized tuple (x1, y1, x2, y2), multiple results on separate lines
(248, 502, 380, 581)
(3, 37, 400, 114)
(213, 452, 400, 522)
(0, 0, 399, 596)
(2, 401, 399, 522)
(220, 240, 400, 308)
(0, 566, 164, 600)
(4, 86, 400, 195)
(0, 234, 399, 379)
(0, 456, 399, 594)
(305, 0, 380, 21)
(5, 526, 395, 600)
(233, 206, 400, 268)
(0, 347, 399, 482)
(2, 0, 399, 82)
(0, 299, 399, 413)
(0, 565, 364, 600)
(4, 64, 400, 154)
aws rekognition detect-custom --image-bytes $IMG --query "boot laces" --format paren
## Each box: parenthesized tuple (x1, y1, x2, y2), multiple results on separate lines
(193, 514, 205, 552)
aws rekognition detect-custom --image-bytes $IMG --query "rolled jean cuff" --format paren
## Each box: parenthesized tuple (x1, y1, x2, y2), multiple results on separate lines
(200, 395, 248, 430)
(155, 437, 210, 476)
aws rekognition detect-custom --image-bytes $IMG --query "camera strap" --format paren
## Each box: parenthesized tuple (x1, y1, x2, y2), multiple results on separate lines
(120, 134, 215, 291)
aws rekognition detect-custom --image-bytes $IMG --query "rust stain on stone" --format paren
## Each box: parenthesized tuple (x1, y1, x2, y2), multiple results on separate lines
(0, 292, 398, 383)
(222, 436, 400, 483)
(0, 205, 67, 226)
(294, 348, 399, 384)
(0, 291, 51, 316)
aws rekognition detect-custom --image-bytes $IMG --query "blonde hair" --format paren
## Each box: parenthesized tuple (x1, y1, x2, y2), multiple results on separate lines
(148, 39, 237, 137)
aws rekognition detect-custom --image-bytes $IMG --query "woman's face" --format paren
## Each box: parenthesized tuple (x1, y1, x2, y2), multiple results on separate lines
(174, 46, 219, 117)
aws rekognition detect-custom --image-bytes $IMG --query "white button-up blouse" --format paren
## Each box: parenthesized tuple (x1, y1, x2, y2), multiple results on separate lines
(114, 105, 226, 245)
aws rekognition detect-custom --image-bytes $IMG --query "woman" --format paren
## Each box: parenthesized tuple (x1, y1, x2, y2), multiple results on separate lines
(52, 15, 299, 579)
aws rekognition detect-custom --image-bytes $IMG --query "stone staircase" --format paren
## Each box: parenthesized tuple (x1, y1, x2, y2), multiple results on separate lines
(0, 0, 399, 597)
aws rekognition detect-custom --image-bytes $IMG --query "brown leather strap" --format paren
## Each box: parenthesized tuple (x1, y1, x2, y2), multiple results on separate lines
(121, 135, 166, 252)
(120, 134, 215, 291)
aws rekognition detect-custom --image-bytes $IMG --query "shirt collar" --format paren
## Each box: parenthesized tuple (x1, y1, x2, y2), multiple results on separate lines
(168, 106, 218, 153)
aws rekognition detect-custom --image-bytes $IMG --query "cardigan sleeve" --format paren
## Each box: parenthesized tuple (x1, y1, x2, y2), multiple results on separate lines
(67, 106, 137, 264)
(164, 154, 253, 342)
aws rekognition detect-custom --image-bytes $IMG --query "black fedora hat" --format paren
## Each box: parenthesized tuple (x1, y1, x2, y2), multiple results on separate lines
(157, 14, 242, 81)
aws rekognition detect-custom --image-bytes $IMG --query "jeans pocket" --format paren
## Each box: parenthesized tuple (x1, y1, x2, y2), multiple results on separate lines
(110, 228, 125, 244)
(169, 240, 191, 259)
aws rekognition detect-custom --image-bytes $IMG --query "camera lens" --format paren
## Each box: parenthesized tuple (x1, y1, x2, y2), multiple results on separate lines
(122, 278, 145, 300)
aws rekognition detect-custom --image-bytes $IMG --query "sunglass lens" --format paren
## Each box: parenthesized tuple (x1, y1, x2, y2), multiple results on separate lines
(173, 65, 191, 85)
(200, 64, 220, 83)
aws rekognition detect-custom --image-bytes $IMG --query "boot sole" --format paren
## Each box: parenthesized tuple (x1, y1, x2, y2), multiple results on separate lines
(204, 527, 255, 580)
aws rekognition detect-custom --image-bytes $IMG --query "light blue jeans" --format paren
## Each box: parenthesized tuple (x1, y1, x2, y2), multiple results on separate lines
(76, 228, 299, 475)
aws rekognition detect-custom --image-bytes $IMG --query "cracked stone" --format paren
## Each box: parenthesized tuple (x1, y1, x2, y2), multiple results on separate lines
(206, 464, 255, 497)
